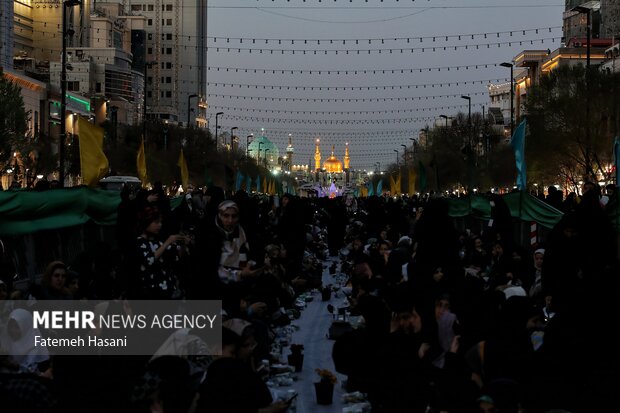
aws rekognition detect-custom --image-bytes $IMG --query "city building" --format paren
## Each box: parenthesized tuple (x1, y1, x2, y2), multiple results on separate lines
(128, 0, 207, 126)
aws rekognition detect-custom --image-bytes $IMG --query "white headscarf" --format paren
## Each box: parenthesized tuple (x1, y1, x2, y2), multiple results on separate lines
(1, 308, 49, 371)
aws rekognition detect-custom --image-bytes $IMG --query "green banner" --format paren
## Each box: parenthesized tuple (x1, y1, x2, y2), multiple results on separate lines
(1, 189, 614, 236)
(446, 192, 563, 229)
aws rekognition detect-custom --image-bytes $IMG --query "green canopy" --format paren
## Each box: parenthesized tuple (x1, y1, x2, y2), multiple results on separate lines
(446, 192, 563, 229)
(0, 188, 186, 236)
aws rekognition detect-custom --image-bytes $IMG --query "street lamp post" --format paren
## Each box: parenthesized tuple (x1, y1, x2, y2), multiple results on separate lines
(439, 114, 449, 128)
(573, 5, 593, 179)
(258, 141, 264, 162)
(461, 95, 472, 148)
(400, 144, 407, 163)
(143, 61, 156, 146)
(572, 6, 591, 68)
(461, 95, 473, 191)
(264, 149, 270, 168)
(230, 126, 238, 151)
(246, 134, 253, 158)
(214, 112, 223, 151)
(500, 62, 514, 137)
(60, 0, 82, 187)
(394, 149, 399, 167)
(187, 94, 198, 128)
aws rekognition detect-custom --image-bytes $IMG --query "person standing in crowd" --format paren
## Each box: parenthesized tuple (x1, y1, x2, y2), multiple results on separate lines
(130, 206, 189, 299)
(193, 201, 263, 310)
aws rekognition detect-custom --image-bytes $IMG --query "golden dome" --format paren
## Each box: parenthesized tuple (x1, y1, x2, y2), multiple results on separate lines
(323, 145, 343, 173)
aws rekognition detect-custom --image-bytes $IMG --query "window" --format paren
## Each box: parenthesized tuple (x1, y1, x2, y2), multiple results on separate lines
(166, 62, 172, 69)
(165, 91, 172, 98)
(160, 91, 164, 98)
(161, 62, 165, 69)
(166, 19, 172, 26)
(147, 19, 152, 26)
(148, 5, 154, 11)
(131, 5, 141, 11)
(166, 77, 171, 83)
(147, 33, 152, 40)
(67, 81, 80, 91)
(166, 48, 172, 54)
(161, 77, 165, 83)
(161, 48, 165, 54)
(166, 5, 173, 11)
(166, 33, 172, 40)
(147, 47, 152, 55)
(147, 91, 152, 98)
(96, 82, 102, 93)
(147, 76, 152, 85)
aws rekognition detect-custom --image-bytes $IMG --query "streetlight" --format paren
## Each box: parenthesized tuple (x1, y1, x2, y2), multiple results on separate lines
(187, 94, 198, 128)
(400, 144, 407, 163)
(230, 126, 238, 151)
(264, 148, 270, 168)
(394, 149, 399, 167)
(258, 141, 264, 162)
(439, 114, 450, 128)
(572, 5, 593, 178)
(461, 95, 473, 191)
(246, 134, 254, 158)
(499, 62, 514, 137)
(215, 112, 223, 151)
(60, 0, 82, 187)
(143, 61, 156, 146)
(409, 138, 417, 157)
(461, 95, 472, 145)
(572, 6, 591, 68)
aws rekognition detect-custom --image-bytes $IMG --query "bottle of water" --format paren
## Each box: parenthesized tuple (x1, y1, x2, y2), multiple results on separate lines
(286, 389, 297, 412)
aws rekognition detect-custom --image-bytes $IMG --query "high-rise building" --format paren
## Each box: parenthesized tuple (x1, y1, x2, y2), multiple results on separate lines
(601, 0, 620, 38)
(563, 1, 601, 43)
(127, 0, 207, 126)
(0, 0, 13, 69)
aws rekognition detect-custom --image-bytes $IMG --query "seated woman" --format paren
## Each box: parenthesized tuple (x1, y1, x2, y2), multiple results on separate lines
(40, 261, 71, 300)
(0, 308, 50, 373)
(198, 320, 289, 413)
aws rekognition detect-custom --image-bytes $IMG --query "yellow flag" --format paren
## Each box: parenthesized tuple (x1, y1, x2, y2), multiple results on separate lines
(177, 149, 189, 190)
(396, 172, 402, 196)
(262, 177, 267, 194)
(408, 167, 416, 195)
(77, 117, 108, 187)
(390, 175, 397, 195)
(137, 137, 148, 187)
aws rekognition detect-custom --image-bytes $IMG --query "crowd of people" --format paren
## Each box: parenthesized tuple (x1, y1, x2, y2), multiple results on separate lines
(0, 181, 618, 413)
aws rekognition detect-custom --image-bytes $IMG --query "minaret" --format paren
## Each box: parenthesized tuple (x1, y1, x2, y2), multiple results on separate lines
(286, 133, 294, 172)
(314, 138, 322, 171)
(343, 142, 350, 170)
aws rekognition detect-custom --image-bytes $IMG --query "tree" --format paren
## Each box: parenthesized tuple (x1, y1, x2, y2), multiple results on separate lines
(525, 65, 620, 186)
(0, 70, 28, 168)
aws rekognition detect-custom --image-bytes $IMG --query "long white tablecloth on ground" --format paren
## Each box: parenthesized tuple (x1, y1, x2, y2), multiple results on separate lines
(278, 258, 349, 413)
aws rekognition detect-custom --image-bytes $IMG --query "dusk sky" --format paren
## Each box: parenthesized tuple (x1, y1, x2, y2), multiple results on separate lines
(205, 1, 565, 170)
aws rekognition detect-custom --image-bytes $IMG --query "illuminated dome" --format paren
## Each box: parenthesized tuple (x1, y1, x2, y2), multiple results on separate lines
(323, 145, 343, 173)
(248, 133, 280, 166)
